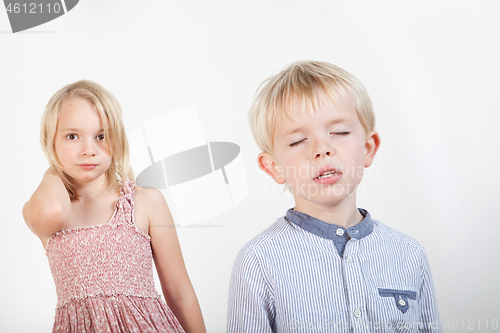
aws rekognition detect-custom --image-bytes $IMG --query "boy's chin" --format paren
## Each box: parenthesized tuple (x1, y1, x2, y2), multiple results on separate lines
(291, 185, 356, 201)
(293, 194, 353, 208)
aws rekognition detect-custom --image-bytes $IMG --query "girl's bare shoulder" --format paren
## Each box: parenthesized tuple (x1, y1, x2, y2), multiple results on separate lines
(133, 186, 172, 233)
(133, 186, 167, 208)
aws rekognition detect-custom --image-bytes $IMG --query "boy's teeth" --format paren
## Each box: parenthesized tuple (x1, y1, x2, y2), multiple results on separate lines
(318, 171, 339, 179)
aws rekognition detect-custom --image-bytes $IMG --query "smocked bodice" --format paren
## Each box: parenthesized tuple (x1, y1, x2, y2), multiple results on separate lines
(46, 179, 160, 307)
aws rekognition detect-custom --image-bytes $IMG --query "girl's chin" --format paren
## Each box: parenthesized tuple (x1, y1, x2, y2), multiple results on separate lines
(65, 172, 106, 183)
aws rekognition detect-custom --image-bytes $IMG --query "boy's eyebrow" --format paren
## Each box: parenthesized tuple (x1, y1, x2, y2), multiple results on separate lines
(284, 126, 306, 137)
(284, 119, 351, 136)
(326, 118, 351, 126)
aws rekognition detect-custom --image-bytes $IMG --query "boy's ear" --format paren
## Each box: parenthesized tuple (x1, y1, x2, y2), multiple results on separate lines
(257, 152, 286, 185)
(364, 130, 381, 168)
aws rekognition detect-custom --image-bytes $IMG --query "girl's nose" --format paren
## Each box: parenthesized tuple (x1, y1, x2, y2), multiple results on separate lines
(82, 139, 96, 157)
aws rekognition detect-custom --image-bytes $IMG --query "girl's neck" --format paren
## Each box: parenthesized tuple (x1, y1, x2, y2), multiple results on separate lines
(71, 175, 111, 203)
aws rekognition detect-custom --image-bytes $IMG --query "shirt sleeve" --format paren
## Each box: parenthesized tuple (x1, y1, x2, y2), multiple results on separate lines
(418, 252, 443, 333)
(227, 245, 275, 333)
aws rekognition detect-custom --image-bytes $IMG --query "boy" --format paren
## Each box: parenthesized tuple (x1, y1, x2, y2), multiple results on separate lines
(227, 61, 441, 332)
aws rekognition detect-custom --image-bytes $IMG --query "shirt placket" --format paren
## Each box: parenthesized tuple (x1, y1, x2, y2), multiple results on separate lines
(342, 239, 370, 333)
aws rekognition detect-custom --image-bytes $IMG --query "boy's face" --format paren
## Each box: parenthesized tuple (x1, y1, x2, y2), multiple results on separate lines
(258, 91, 380, 214)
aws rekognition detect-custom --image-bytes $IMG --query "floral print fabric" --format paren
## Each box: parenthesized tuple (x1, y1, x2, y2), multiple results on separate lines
(46, 179, 185, 332)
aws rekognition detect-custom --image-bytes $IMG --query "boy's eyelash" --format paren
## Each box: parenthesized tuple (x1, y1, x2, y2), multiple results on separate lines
(290, 132, 349, 146)
(290, 139, 305, 147)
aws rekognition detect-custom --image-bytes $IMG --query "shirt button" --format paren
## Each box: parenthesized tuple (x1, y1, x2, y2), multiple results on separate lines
(346, 256, 353, 263)
(353, 309, 361, 318)
(336, 228, 344, 236)
(398, 299, 406, 307)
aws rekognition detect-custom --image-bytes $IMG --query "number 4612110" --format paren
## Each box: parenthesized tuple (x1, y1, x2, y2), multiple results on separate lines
(443, 319, 499, 330)
(6, 2, 62, 14)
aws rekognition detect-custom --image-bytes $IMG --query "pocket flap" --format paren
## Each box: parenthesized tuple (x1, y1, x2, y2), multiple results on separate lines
(378, 288, 417, 314)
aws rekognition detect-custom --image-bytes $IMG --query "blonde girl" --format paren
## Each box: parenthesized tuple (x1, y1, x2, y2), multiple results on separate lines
(22, 80, 206, 333)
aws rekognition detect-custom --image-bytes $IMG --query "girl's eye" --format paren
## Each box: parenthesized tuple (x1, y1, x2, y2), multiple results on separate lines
(96, 134, 105, 140)
(290, 139, 305, 147)
(66, 134, 78, 140)
(333, 132, 350, 136)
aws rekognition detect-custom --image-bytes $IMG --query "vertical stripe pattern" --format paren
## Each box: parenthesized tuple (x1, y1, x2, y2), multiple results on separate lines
(227, 210, 442, 333)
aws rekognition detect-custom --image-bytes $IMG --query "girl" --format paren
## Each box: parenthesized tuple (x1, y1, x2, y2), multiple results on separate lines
(22, 80, 206, 333)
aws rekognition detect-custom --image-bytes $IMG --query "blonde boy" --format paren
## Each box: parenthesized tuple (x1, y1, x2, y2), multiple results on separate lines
(227, 61, 441, 332)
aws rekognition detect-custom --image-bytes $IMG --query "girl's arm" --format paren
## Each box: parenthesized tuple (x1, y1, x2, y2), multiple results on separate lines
(22, 168, 71, 237)
(142, 188, 206, 333)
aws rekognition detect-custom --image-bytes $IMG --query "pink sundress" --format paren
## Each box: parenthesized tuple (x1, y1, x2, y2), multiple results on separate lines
(46, 179, 185, 333)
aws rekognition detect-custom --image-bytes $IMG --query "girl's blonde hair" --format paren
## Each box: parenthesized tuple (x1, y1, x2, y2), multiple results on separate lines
(40, 80, 135, 199)
(249, 60, 375, 155)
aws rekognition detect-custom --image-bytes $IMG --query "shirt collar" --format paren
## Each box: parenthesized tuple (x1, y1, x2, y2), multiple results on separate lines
(285, 208, 374, 240)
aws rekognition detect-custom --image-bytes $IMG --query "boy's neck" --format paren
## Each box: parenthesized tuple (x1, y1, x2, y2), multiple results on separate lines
(293, 198, 364, 229)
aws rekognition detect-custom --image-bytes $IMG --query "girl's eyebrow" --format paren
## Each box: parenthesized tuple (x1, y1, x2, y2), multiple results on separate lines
(60, 128, 105, 132)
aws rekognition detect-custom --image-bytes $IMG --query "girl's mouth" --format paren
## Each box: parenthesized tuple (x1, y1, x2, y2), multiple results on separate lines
(79, 164, 97, 170)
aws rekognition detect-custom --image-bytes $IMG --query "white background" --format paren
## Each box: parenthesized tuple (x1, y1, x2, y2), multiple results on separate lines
(1, 1, 499, 332)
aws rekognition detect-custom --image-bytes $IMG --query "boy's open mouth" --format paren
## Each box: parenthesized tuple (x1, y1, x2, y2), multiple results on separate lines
(316, 170, 340, 179)
(314, 167, 342, 180)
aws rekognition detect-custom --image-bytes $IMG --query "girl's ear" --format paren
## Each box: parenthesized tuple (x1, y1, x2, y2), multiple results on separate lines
(257, 152, 286, 185)
(364, 130, 381, 168)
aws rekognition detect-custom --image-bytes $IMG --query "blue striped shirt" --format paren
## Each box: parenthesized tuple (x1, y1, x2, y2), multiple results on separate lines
(227, 209, 442, 333)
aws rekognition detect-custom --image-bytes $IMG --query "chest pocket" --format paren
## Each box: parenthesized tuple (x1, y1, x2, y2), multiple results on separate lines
(378, 288, 417, 314)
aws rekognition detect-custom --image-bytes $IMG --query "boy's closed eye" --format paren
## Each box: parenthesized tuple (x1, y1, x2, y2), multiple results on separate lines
(290, 139, 306, 147)
(289, 132, 350, 147)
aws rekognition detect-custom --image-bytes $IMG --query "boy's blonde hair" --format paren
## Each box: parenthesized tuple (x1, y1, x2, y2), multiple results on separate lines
(249, 60, 375, 155)
(40, 80, 135, 199)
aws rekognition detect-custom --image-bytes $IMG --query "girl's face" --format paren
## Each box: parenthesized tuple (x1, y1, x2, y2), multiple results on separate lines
(54, 98, 112, 185)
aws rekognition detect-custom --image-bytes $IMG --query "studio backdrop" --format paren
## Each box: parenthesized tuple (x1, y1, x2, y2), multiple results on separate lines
(1, 1, 499, 332)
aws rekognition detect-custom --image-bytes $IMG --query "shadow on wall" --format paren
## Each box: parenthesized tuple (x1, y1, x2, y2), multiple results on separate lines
(129, 105, 248, 227)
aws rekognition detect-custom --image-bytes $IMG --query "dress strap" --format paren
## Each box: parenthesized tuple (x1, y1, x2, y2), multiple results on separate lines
(111, 178, 135, 226)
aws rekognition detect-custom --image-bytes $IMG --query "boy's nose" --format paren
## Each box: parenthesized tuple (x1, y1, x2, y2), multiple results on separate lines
(315, 151, 331, 159)
(313, 137, 334, 159)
